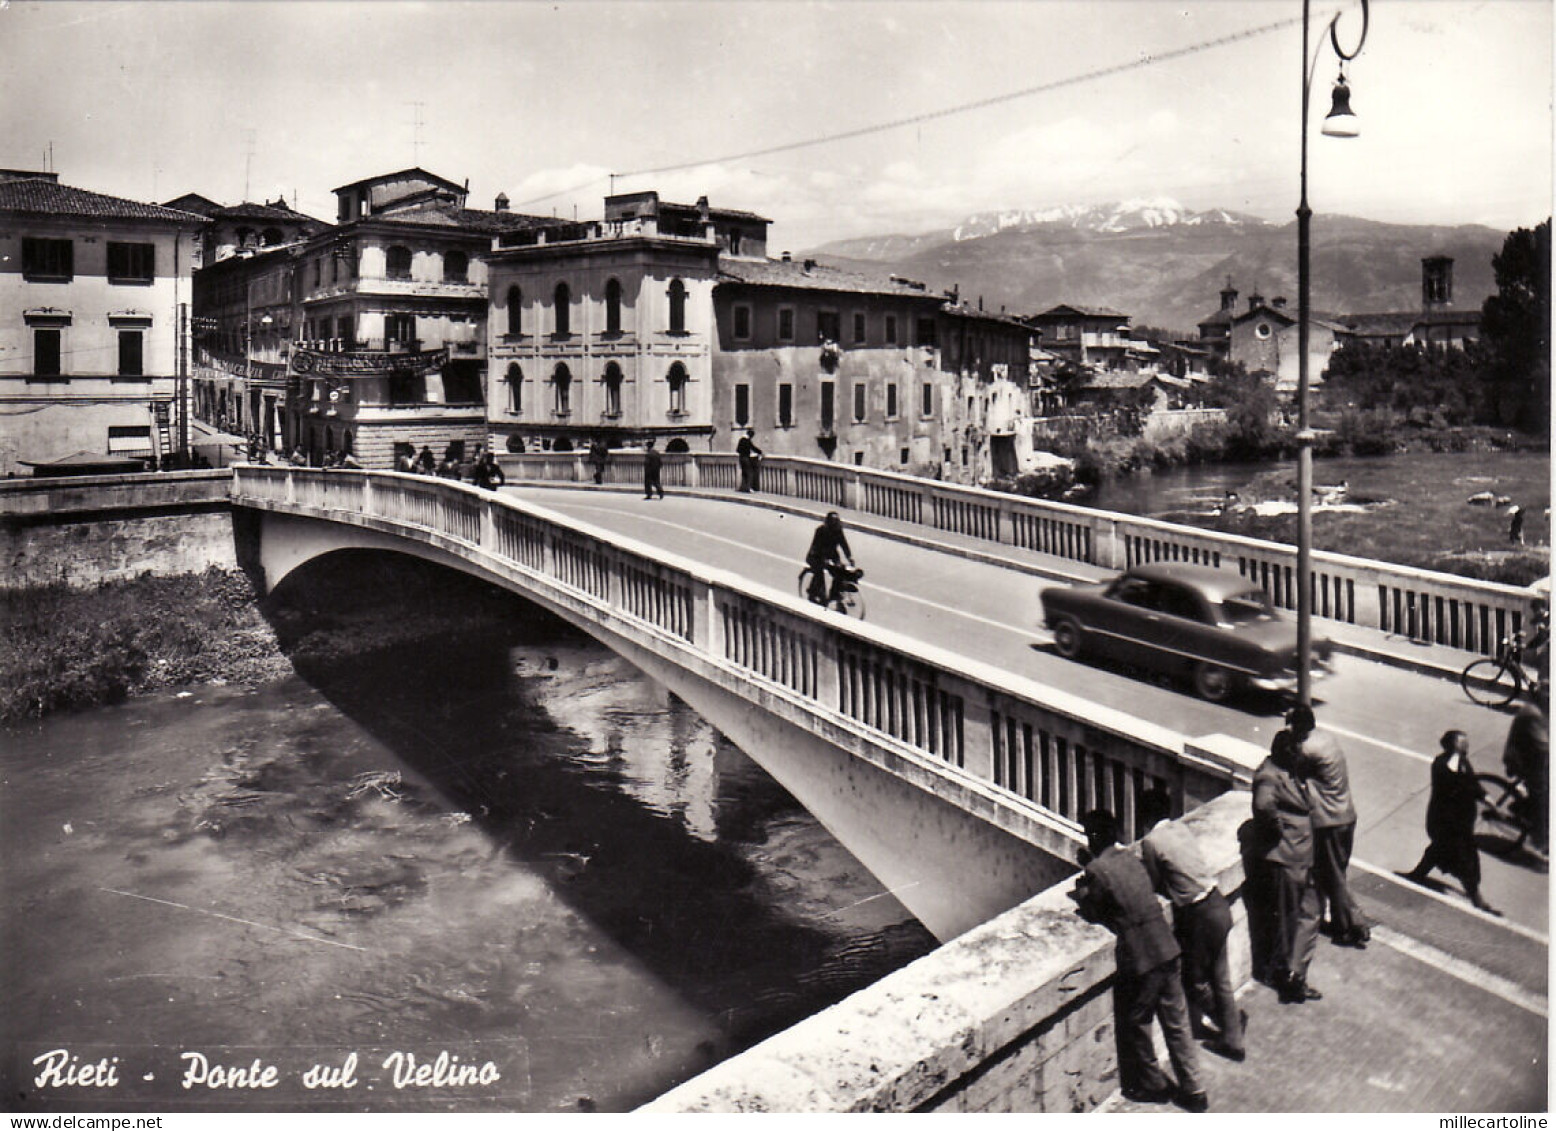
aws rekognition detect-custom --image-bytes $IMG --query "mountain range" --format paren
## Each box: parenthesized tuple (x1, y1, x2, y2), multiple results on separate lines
(805, 198, 1510, 336)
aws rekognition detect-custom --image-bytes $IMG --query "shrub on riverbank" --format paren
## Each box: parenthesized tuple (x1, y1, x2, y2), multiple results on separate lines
(0, 569, 290, 723)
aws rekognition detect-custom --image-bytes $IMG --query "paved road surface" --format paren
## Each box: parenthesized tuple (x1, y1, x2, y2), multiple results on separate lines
(513, 486, 1550, 938)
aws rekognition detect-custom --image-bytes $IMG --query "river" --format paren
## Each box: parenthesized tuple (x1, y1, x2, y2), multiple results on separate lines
(1, 591, 934, 1113)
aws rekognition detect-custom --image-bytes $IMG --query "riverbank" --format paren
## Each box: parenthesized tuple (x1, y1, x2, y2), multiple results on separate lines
(0, 556, 557, 724)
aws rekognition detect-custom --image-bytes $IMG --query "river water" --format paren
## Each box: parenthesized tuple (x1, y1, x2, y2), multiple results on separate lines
(1, 594, 934, 1112)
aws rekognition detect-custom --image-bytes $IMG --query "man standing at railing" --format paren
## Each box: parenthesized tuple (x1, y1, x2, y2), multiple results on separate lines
(736, 428, 763, 493)
(643, 438, 665, 500)
(1289, 705, 1370, 950)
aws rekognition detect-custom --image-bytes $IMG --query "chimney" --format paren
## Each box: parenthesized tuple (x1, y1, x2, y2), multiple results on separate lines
(781, 251, 792, 263)
(1248, 291, 1263, 312)
(1272, 296, 1287, 310)
(696, 195, 710, 221)
(494, 192, 510, 212)
(803, 258, 817, 272)
(1220, 278, 1238, 312)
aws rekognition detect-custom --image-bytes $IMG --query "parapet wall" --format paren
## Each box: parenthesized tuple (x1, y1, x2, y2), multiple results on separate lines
(0, 471, 237, 589)
(641, 789, 1251, 1114)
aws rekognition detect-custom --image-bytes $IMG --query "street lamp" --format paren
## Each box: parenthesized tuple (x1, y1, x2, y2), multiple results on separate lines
(1296, 0, 1369, 706)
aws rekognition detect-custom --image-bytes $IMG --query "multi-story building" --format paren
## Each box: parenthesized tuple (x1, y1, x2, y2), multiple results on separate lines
(190, 167, 563, 466)
(486, 190, 1035, 483)
(1025, 304, 1135, 372)
(0, 172, 204, 475)
(163, 193, 323, 269)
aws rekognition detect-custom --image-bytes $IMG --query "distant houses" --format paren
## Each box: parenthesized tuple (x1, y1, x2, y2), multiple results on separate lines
(0, 161, 1492, 485)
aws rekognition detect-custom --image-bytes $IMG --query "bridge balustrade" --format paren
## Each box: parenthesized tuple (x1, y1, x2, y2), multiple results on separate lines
(496, 452, 1536, 658)
(233, 466, 1250, 845)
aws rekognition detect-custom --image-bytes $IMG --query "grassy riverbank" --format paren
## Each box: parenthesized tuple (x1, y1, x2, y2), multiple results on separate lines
(0, 557, 569, 725)
(0, 569, 292, 723)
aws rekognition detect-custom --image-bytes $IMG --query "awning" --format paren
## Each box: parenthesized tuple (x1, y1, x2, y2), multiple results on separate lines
(19, 451, 148, 476)
(192, 430, 250, 448)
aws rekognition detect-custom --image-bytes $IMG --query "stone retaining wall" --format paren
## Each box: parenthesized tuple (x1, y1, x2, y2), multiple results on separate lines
(641, 790, 1251, 1113)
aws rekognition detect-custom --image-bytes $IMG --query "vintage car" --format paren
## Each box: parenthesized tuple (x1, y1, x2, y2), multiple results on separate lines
(1039, 562, 1332, 702)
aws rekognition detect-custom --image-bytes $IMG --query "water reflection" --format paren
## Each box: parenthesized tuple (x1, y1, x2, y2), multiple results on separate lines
(3, 590, 934, 1113)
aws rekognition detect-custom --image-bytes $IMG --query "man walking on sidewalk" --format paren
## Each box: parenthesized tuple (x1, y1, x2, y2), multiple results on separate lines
(643, 439, 665, 500)
(1289, 705, 1370, 948)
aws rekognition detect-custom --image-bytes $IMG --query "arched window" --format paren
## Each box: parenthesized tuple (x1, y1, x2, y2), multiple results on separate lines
(553, 363, 572, 414)
(505, 434, 526, 454)
(666, 438, 690, 454)
(667, 278, 687, 334)
(554, 282, 571, 336)
(506, 286, 523, 336)
(667, 362, 688, 415)
(236, 226, 256, 248)
(386, 245, 413, 280)
(262, 227, 284, 247)
(505, 363, 523, 414)
(603, 362, 623, 417)
(443, 250, 469, 283)
(605, 278, 623, 335)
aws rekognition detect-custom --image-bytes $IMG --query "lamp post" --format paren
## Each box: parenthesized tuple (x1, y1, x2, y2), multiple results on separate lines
(1296, 0, 1368, 706)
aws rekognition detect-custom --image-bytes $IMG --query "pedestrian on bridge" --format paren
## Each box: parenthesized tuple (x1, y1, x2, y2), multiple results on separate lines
(1289, 705, 1370, 949)
(1138, 789, 1246, 1062)
(736, 428, 763, 493)
(1252, 727, 1323, 1004)
(1072, 808, 1208, 1112)
(589, 436, 610, 485)
(1403, 730, 1500, 916)
(643, 439, 665, 500)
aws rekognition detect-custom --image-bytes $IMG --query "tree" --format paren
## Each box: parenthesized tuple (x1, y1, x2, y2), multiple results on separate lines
(1203, 364, 1280, 456)
(1480, 219, 1551, 433)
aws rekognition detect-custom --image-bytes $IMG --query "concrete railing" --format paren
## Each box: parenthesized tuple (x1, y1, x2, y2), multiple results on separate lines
(643, 789, 1251, 1113)
(233, 466, 1261, 847)
(498, 451, 1534, 657)
(0, 469, 234, 519)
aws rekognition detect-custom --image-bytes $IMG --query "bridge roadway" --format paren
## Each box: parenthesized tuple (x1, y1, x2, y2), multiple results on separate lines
(512, 483, 1550, 939)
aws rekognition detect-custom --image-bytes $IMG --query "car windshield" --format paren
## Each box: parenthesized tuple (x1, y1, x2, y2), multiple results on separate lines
(1215, 589, 1276, 625)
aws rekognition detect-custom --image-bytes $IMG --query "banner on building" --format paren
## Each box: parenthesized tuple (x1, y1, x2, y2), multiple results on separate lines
(289, 346, 448, 378)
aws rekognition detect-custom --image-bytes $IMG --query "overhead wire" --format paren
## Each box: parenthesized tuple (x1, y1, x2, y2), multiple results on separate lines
(515, 13, 1311, 208)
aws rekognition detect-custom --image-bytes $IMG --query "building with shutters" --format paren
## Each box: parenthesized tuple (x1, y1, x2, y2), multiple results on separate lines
(0, 171, 203, 476)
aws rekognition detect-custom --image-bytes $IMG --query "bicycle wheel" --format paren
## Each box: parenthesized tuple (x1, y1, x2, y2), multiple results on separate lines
(797, 568, 825, 606)
(1462, 657, 1520, 707)
(1473, 772, 1529, 851)
(838, 589, 866, 621)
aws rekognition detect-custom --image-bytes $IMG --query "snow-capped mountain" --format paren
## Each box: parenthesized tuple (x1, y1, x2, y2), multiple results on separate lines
(950, 198, 1273, 240)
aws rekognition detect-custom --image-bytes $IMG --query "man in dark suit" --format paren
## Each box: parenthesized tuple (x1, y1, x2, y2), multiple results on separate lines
(1253, 724, 1324, 1003)
(736, 428, 763, 493)
(1073, 809, 1208, 1112)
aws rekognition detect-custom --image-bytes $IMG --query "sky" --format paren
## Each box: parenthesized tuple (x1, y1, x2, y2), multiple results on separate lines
(1, 0, 1550, 251)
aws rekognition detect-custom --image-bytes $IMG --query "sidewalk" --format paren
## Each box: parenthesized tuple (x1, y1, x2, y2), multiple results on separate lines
(1103, 881, 1548, 1112)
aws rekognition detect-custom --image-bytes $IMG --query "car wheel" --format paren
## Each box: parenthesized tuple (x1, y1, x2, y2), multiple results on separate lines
(1193, 662, 1235, 702)
(1052, 619, 1085, 660)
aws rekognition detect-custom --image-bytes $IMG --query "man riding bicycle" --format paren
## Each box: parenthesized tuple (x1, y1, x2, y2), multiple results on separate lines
(805, 511, 857, 605)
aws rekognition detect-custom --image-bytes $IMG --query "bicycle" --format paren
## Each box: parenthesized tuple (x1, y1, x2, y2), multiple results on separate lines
(798, 564, 866, 620)
(1473, 770, 1540, 854)
(1461, 637, 1540, 708)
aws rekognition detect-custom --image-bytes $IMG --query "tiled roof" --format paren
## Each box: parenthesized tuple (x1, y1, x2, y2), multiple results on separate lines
(212, 200, 321, 223)
(0, 178, 207, 224)
(1082, 370, 1161, 389)
(331, 167, 466, 196)
(1343, 308, 1481, 335)
(941, 302, 1033, 330)
(367, 201, 562, 235)
(162, 192, 223, 216)
(718, 258, 943, 299)
(1031, 303, 1128, 320)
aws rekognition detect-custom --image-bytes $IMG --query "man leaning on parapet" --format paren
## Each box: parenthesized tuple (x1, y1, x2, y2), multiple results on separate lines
(1070, 808, 1209, 1113)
